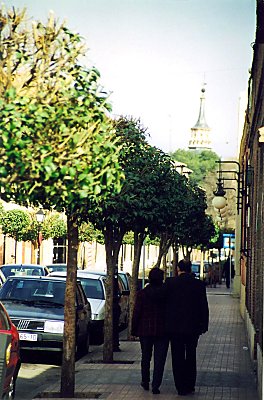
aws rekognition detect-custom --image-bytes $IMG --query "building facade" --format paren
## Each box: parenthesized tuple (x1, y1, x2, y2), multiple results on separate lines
(239, 41, 263, 399)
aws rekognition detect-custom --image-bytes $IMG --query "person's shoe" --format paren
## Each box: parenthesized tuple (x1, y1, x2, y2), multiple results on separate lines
(141, 382, 149, 391)
(152, 388, 160, 394)
(113, 347, 121, 352)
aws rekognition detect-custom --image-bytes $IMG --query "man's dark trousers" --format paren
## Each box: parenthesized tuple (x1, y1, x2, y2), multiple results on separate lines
(170, 333, 199, 393)
(139, 336, 169, 389)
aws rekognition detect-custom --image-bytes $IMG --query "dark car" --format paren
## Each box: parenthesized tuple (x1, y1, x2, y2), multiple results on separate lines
(0, 264, 49, 279)
(0, 276, 91, 355)
(118, 272, 131, 291)
(0, 301, 21, 399)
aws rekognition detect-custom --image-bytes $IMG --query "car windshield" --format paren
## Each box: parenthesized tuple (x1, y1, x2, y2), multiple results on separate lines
(80, 278, 104, 300)
(0, 278, 66, 305)
(0, 265, 44, 278)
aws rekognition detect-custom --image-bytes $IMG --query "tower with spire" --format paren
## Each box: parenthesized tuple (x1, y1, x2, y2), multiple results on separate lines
(188, 85, 212, 150)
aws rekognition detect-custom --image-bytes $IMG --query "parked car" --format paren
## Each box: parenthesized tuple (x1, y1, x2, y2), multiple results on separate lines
(0, 301, 21, 399)
(118, 272, 131, 291)
(49, 270, 129, 345)
(0, 264, 49, 279)
(0, 276, 91, 355)
(191, 262, 201, 279)
(85, 270, 130, 330)
(45, 264, 67, 273)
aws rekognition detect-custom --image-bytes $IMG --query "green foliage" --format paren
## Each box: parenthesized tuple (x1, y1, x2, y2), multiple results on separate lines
(0, 201, 5, 224)
(170, 149, 220, 185)
(41, 213, 67, 240)
(0, 7, 124, 215)
(86, 116, 189, 241)
(1, 209, 31, 241)
(78, 221, 104, 243)
(123, 231, 134, 245)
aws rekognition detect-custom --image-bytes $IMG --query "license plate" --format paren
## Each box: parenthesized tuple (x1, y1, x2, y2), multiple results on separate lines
(19, 332, 38, 341)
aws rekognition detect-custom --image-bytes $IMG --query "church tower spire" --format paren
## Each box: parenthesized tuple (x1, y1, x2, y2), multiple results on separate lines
(188, 85, 212, 150)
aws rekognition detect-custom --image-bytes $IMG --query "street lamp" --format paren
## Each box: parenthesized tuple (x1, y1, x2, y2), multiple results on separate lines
(212, 160, 244, 213)
(36, 209, 45, 264)
(212, 179, 227, 210)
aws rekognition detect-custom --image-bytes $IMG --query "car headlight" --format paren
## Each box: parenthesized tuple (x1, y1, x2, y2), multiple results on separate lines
(44, 321, 64, 334)
(5, 343, 11, 365)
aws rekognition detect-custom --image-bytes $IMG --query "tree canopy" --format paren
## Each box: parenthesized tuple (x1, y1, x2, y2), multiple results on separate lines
(170, 148, 220, 186)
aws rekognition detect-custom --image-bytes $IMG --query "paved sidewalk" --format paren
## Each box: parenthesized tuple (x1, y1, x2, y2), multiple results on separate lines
(35, 285, 259, 400)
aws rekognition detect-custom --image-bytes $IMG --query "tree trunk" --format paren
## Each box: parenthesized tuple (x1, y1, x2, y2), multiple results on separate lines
(127, 231, 145, 339)
(103, 225, 125, 363)
(103, 228, 114, 363)
(156, 232, 172, 268)
(60, 213, 78, 398)
(31, 241, 37, 264)
(162, 254, 167, 277)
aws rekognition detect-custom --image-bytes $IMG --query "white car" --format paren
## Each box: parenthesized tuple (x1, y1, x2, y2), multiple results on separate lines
(49, 270, 129, 345)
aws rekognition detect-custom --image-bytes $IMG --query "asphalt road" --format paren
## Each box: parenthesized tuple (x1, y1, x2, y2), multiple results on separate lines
(16, 351, 62, 400)
(15, 329, 127, 399)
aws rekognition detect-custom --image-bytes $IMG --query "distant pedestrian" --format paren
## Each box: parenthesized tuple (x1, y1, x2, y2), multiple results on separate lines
(222, 256, 235, 289)
(160, 259, 209, 396)
(131, 267, 169, 395)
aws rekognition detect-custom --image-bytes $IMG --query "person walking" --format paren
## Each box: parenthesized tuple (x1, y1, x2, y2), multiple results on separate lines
(162, 259, 209, 396)
(222, 256, 235, 289)
(131, 267, 169, 395)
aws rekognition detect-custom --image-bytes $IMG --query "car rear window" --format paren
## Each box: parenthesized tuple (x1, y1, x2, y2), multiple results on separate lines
(80, 278, 104, 300)
(1, 265, 44, 277)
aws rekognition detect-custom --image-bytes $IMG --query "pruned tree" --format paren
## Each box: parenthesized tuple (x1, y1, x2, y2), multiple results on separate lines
(85, 116, 192, 352)
(1, 208, 30, 261)
(0, 7, 123, 398)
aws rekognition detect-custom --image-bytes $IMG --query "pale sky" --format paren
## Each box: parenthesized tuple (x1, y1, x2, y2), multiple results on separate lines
(5, 0, 256, 158)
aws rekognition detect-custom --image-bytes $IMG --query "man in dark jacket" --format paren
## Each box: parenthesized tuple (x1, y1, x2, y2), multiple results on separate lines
(222, 256, 235, 288)
(131, 267, 169, 395)
(163, 259, 209, 396)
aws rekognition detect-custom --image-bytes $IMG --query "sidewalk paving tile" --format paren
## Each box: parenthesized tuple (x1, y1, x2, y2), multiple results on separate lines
(34, 285, 259, 400)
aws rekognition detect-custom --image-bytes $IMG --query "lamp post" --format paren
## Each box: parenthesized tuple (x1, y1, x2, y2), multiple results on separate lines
(36, 209, 45, 264)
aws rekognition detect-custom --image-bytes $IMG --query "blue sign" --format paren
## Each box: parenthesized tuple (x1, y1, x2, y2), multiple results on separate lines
(223, 233, 235, 249)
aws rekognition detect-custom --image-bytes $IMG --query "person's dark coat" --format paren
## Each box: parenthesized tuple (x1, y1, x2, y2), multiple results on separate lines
(131, 285, 166, 337)
(163, 274, 209, 336)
